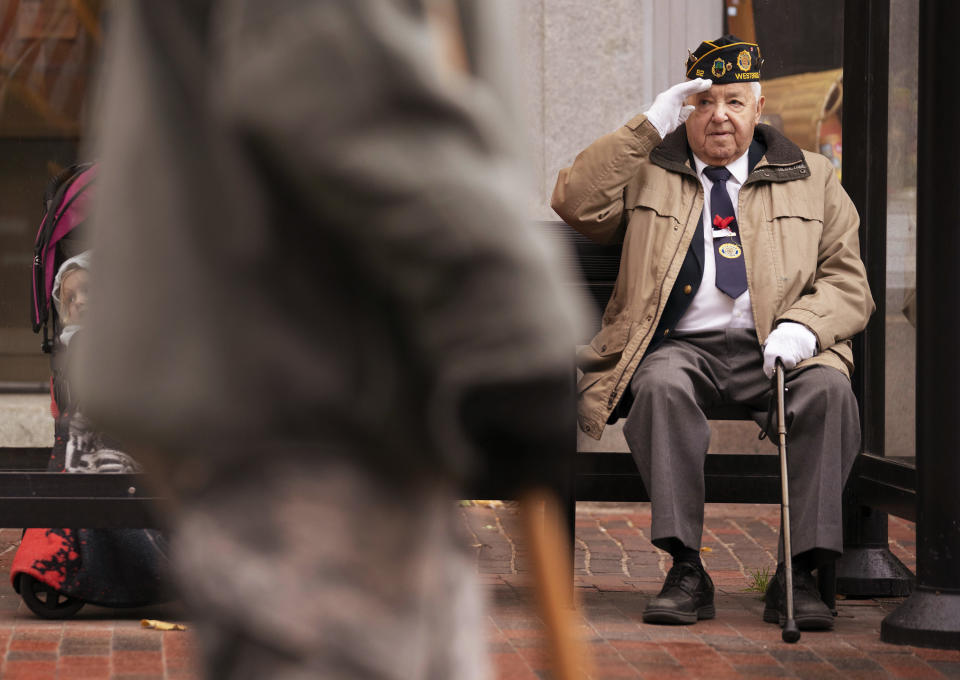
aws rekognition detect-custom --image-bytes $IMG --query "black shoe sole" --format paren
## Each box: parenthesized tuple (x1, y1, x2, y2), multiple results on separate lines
(763, 606, 834, 631)
(643, 604, 715, 625)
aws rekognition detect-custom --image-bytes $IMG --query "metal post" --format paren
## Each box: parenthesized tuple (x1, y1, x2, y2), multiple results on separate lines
(835, 0, 913, 597)
(881, 0, 960, 649)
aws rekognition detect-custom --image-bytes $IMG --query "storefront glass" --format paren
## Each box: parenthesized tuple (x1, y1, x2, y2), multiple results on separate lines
(0, 0, 101, 382)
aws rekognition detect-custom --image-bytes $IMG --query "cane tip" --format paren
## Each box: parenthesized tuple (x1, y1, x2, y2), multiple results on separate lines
(782, 621, 801, 643)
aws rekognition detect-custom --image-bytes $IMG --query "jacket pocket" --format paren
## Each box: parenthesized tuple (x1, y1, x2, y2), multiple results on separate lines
(766, 182, 824, 230)
(626, 183, 685, 222)
(576, 321, 631, 393)
(827, 338, 854, 374)
(765, 198, 824, 300)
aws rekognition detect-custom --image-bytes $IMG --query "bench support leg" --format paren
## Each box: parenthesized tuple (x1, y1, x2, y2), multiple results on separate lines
(837, 501, 913, 598)
(565, 490, 576, 599)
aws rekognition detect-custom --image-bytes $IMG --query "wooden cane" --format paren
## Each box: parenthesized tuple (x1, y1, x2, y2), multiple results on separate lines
(425, 3, 590, 671)
(776, 360, 801, 643)
(521, 489, 592, 680)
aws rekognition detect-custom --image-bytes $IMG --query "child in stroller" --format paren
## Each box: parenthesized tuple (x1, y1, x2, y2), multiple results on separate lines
(11, 251, 171, 618)
(50, 252, 141, 475)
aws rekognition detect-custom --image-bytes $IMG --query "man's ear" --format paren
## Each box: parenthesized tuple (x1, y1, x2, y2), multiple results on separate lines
(755, 95, 765, 122)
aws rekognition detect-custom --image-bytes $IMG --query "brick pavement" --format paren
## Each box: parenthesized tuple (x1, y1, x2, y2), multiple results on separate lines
(467, 502, 955, 680)
(0, 529, 201, 680)
(0, 504, 952, 680)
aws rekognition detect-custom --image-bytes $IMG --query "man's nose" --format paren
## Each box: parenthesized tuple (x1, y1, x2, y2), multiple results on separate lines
(711, 103, 729, 122)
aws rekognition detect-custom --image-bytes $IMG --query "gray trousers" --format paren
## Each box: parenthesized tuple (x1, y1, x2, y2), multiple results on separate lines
(623, 329, 860, 559)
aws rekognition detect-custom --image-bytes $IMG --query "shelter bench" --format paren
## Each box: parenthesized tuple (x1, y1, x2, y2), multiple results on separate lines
(0, 220, 834, 606)
(466, 221, 836, 607)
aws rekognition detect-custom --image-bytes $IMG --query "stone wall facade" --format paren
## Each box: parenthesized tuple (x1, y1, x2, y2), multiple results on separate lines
(518, 0, 721, 219)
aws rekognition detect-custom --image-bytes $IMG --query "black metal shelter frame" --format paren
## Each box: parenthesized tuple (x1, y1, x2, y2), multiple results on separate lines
(840, 0, 960, 649)
(0, 0, 956, 649)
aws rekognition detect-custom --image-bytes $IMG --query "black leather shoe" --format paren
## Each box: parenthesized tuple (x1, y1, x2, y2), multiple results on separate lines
(642, 561, 715, 625)
(763, 562, 834, 630)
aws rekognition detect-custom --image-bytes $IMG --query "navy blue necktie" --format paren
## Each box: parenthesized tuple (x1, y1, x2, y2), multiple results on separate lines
(703, 166, 748, 299)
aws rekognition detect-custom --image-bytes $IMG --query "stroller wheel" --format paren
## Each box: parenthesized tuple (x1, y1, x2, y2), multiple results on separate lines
(18, 574, 85, 619)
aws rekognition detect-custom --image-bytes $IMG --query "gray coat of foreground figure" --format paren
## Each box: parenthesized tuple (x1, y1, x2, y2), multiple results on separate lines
(80, 1, 580, 678)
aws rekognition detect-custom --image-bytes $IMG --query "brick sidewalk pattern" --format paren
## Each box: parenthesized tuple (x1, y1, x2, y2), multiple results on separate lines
(467, 502, 956, 680)
(0, 504, 955, 680)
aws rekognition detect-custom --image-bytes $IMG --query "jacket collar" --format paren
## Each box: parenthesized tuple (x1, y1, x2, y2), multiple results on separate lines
(649, 123, 809, 183)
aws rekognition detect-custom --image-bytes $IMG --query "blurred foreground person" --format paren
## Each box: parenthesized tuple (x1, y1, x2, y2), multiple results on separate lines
(80, 1, 579, 678)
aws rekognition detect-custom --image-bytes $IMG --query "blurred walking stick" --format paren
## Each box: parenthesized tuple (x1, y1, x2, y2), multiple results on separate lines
(522, 489, 592, 680)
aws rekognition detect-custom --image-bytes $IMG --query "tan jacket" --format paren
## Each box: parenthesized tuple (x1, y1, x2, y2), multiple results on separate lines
(552, 115, 875, 439)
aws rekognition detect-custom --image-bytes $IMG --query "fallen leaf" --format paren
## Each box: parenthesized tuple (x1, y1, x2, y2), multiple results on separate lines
(701, 547, 713, 553)
(471, 500, 504, 508)
(141, 619, 186, 631)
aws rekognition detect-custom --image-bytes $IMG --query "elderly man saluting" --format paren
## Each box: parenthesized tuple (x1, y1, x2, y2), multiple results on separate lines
(552, 35, 873, 630)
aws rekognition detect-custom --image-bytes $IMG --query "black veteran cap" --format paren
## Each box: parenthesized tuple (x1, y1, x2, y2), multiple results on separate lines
(685, 34, 763, 83)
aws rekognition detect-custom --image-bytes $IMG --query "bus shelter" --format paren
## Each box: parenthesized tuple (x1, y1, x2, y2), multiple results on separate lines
(835, 0, 960, 649)
(0, 0, 955, 652)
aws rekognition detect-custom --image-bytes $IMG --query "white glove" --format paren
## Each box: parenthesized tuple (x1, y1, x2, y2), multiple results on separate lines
(643, 78, 713, 139)
(762, 322, 818, 378)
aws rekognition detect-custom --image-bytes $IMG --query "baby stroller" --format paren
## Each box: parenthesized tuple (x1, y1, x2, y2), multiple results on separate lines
(11, 163, 170, 619)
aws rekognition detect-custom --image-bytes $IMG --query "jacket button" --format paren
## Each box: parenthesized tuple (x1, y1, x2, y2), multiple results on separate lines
(683, 285, 692, 294)
(646, 315, 653, 321)
(664, 328, 670, 336)
(600, 344, 607, 352)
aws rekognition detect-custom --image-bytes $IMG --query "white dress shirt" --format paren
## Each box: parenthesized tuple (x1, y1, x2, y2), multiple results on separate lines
(674, 150, 755, 333)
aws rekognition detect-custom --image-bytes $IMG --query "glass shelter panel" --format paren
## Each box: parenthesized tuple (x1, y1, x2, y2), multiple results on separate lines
(884, 0, 917, 463)
(738, 0, 844, 179)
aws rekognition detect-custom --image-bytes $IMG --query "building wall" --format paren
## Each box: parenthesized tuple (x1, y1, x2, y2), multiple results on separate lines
(520, 0, 722, 219)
